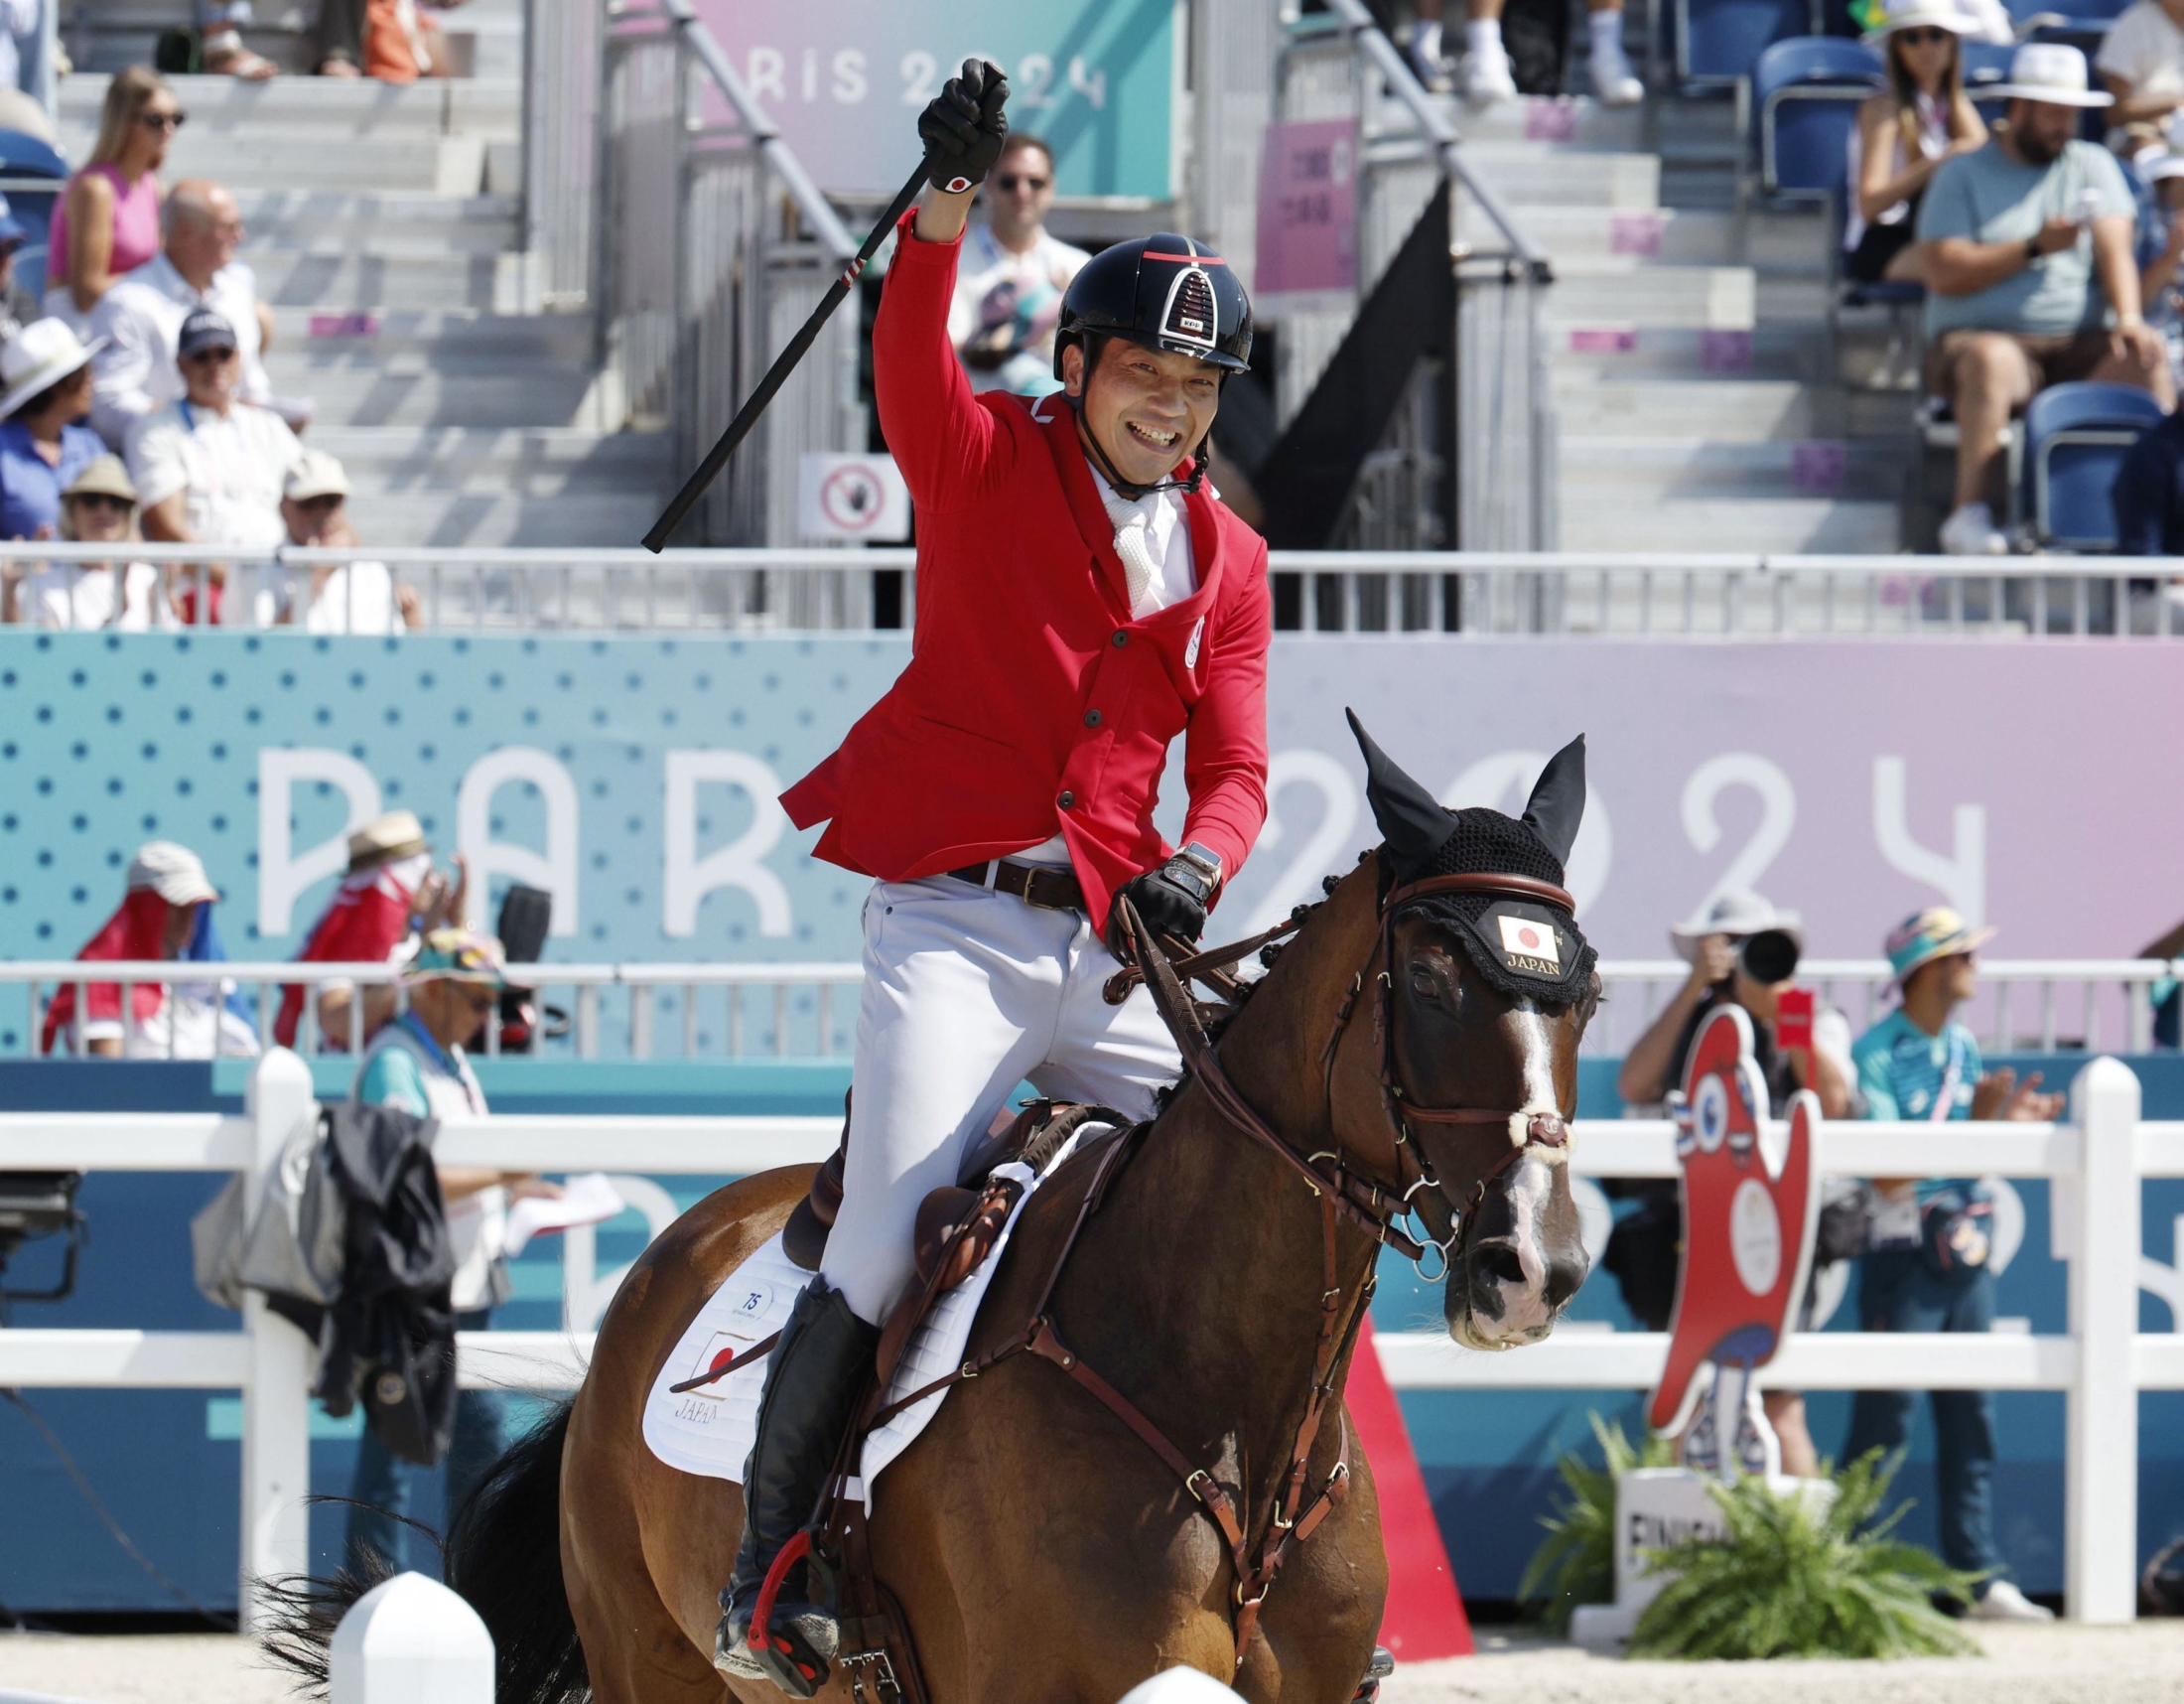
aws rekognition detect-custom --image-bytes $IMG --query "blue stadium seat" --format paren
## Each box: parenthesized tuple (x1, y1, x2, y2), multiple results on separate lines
(1963, 39, 2015, 121)
(2022, 381, 2168, 550)
(1680, 0, 1821, 86)
(0, 129, 68, 251)
(1754, 37, 1884, 197)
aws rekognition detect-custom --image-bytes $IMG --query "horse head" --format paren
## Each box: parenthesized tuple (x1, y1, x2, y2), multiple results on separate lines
(1339, 714, 1599, 1350)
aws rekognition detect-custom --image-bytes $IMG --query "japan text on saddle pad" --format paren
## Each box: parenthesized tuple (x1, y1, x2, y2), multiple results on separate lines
(641, 1127, 1101, 1506)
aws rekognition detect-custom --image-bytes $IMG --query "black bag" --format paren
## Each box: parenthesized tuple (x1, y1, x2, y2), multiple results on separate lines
(1918, 1185, 1994, 1287)
(1501, 0, 1571, 95)
(1601, 1182, 1680, 1332)
(1815, 1185, 1871, 1264)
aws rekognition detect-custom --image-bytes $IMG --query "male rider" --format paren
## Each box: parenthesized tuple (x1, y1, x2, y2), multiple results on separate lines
(718, 60, 1273, 1696)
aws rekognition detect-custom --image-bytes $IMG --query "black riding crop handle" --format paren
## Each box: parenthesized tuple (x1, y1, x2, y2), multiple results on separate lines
(640, 156, 933, 553)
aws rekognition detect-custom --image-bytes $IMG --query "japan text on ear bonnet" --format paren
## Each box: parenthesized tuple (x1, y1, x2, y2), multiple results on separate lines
(1346, 709, 1596, 1006)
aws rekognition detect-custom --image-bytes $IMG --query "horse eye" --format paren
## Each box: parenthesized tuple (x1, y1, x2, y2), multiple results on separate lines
(1409, 966, 1439, 999)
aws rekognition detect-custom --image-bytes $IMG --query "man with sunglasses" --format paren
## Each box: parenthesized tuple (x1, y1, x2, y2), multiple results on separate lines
(342, 926, 560, 1577)
(89, 178, 275, 447)
(946, 131, 1089, 396)
(124, 306, 298, 623)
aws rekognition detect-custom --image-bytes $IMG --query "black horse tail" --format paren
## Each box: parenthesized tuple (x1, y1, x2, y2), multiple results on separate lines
(258, 1401, 587, 1704)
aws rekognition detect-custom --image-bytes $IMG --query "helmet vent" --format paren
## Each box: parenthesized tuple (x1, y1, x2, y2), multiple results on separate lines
(1160, 267, 1218, 352)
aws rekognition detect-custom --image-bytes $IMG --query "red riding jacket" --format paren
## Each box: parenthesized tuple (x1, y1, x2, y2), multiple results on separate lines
(780, 214, 1272, 927)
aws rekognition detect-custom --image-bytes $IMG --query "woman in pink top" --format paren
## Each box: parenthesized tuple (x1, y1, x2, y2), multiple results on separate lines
(47, 68, 176, 329)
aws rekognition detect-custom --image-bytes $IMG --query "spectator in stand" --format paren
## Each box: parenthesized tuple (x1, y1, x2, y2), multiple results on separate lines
(272, 449, 419, 632)
(39, 841, 258, 1058)
(46, 69, 175, 334)
(2137, 152, 2184, 369)
(278, 810, 468, 1052)
(0, 0, 39, 101)
(124, 308, 296, 624)
(0, 197, 42, 342)
(2098, 0, 2184, 150)
(90, 180, 275, 447)
(341, 926, 558, 1577)
(1844, 906, 2062, 1622)
(0, 320, 107, 540)
(196, 0, 276, 78)
(315, 0, 468, 80)
(1612, 891, 1854, 1477)
(1439, 0, 1644, 106)
(1918, 45, 2167, 555)
(1845, 0, 1988, 288)
(19, 455, 169, 629)
(946, 133, 1088, 398)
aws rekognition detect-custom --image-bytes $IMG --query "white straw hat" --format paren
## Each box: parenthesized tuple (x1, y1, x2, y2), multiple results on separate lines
(1861, 0, 1980, 42)
(1990, 42, 2114, 107)
(1669, 890, 1804, 963)
(0, 317, 108, 420)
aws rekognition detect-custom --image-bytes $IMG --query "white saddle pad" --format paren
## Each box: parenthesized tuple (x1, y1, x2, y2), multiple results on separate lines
(641, 1127, 1095, 1510)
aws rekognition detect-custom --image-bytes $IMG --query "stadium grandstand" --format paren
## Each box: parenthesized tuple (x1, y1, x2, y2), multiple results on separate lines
(1, 2, 2182, 1701)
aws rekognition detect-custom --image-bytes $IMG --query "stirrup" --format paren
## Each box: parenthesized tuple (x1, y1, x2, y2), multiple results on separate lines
(715, 1529, 841, 1698)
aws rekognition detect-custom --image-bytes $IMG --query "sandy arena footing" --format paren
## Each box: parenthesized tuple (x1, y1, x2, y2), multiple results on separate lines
(2, 1621, 2182, 1703)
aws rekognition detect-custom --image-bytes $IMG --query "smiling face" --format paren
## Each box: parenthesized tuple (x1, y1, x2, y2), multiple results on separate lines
(1384, 911, 1597, 1349)
(1061, 336, 1222, 489)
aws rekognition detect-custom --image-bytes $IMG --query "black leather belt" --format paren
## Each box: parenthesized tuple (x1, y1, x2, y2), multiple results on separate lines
(948, 858, 1085, 913)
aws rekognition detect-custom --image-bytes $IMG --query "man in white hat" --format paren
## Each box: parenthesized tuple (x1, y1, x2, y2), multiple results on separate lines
(1916, 42, 2170, 555)
(272, 448, 418, 633)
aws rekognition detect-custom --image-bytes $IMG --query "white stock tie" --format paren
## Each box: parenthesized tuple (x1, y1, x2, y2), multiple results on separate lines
(1111, 506, 1159, 615)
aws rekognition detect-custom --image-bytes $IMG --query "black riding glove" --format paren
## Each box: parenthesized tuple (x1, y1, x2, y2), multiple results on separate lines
(1106, 854, 1216, 960)
(918, 58, 1010, 195)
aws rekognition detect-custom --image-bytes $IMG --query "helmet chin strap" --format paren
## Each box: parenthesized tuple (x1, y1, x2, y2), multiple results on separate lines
(1068, 390, 1208, 500)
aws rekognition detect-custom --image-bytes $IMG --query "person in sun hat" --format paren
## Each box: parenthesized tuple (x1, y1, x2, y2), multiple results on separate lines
(0, 318, 109, 571)
(341, 924, 560, 1579)
(1916, 42, 2168, 555)
(274, 809, 470, 1051)
(2097, 0, 2184, 150)
(1843, 904, 2062, 1621)
(39, 840, 258, 1059)
(1844, 0, 1990, 288)
(18, 453, 170, 630)
(270, 448, 419, 633)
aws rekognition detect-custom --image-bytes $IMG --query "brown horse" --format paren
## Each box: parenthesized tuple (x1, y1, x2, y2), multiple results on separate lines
(281, 734, 1598, 1704)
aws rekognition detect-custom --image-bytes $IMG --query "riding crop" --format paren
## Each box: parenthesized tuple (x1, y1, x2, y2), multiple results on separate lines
(640, 156, 931, 553)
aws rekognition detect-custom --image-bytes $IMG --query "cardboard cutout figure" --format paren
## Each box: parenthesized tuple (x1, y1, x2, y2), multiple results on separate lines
(1645, 1004, 1820, 1478)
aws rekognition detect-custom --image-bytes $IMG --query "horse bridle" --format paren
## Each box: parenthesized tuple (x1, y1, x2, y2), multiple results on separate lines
(1116, 862, 1577, 1271)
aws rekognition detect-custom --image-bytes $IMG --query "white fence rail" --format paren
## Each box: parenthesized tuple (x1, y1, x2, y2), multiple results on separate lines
(6, 546, 2183, 636)
(4, 957, 2175, 1061)
(0, 1053, 2169, 1622)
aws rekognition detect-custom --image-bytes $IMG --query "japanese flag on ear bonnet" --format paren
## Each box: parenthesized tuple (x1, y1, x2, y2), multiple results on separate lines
(1346, 709, 1597, 1006)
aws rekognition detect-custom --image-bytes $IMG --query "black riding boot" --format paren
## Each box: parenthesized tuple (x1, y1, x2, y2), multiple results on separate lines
(714, 1276, 879, 1697)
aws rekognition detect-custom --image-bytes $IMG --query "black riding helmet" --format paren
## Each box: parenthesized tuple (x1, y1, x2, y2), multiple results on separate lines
(1052, 234, 1252, 497)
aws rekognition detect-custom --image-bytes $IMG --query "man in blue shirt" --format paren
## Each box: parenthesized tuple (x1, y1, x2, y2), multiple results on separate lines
(1916, 44, 2170, 555)
(1844, 907, 2062, 1621)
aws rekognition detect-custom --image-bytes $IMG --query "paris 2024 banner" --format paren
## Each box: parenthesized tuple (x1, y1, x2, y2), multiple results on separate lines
(0, 633, 2174, 978)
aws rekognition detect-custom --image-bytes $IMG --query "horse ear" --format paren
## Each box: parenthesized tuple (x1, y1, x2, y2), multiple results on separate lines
(1521, 735, 1586, 867)
(1346, 708, 1451, 872)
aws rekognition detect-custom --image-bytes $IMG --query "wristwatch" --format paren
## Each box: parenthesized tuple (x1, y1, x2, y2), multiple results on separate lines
(1169, 841, 1224, 902)
(2024, 234, 2042, 263)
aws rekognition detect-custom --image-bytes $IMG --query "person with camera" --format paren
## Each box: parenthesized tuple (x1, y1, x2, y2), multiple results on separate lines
(1611, 891, 1853, 1476)
(1843, 906, 2061, 1622)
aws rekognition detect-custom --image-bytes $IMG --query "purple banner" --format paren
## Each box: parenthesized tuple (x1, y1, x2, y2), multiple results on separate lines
(1254, 119, 1358, 298)
(1170, 640, 2184, 965)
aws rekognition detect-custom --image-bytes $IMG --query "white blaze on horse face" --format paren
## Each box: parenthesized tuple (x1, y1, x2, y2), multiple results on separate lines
(1467, 1008, 1571, 1348)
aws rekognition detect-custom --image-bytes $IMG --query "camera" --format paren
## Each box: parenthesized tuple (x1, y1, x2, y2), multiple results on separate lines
(0, 1171, 84, 1311)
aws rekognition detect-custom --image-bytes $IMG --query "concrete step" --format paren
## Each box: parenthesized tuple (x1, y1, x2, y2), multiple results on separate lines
(1473, 205, 1827, 272)
(273, 306, 594, 364)
(1461, 144, 1660, 209)
(249, 245, 507, 311)
(1445, 94, 1646, 151)
(1560, 435, 1908, 502)
(1552, 377, 1818, 440)
(340, 488, 668, 550)
(266, 358, 601, 429)
(1547, 320, 1811, 379)
(308, 425, 660, 486)
(59, 131, 489, 195)
(1551, 262, 1756, 330)
(1558, 496, 1903, 552)
(57, 73, 518, 140)
(235, 192, 520, 254)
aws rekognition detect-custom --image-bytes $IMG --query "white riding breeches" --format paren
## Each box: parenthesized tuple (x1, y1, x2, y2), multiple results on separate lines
(817, 875, 1184, 1325)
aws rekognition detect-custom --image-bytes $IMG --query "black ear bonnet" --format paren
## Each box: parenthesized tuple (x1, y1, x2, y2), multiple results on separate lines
(1346, 710, 1597, 1007)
